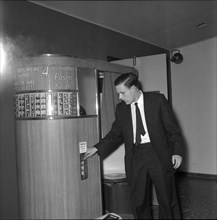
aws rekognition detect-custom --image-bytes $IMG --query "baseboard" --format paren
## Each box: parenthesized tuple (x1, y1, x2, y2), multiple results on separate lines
(177, 171, 217, 180)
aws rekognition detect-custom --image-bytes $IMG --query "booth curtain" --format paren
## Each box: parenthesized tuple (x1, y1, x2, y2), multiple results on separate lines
(101, 72, 120, 137)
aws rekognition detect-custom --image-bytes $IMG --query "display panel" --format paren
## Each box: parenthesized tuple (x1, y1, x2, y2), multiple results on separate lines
(15, 90, 78, 118)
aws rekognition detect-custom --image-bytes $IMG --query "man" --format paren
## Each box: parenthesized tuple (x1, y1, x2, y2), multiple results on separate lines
(84, 72, 183, 219)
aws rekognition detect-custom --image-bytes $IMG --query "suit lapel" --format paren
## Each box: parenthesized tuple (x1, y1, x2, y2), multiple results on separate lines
(143, 93, 153, 137)
(125, 104, 134, 145)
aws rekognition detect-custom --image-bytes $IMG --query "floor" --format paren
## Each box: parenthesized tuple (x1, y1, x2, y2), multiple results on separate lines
(176, 172, 217, 219)
(106, 172, 217, 219)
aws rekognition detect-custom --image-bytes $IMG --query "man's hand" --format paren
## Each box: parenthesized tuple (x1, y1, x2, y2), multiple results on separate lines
(172, 155, 182, 169)
(84, 147, 98, 160)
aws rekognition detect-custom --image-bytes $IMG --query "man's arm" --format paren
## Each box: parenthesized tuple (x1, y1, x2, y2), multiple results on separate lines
(84, 105, 123, 160)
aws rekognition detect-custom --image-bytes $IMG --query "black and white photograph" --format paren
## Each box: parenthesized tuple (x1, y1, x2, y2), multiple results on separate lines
(0, 1, 216, 219)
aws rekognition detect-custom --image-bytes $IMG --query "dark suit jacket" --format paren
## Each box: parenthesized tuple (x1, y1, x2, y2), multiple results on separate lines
(95, 92, 184, 181)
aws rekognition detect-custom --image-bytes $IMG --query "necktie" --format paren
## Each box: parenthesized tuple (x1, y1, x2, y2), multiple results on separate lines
(135, 102, 146, 146)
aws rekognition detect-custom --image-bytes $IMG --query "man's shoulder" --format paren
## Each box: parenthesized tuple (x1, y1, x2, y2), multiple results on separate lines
(116, 101, 127, 109)
(143, 92, 168, 105)
(143, 91, 165, 99)
(116, 101, 129, 113)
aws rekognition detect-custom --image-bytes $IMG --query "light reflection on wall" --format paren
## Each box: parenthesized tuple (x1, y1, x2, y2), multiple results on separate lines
(0, 41, 6, 74)
(0, 34, 45, 76)
(0, 37, 18, 76)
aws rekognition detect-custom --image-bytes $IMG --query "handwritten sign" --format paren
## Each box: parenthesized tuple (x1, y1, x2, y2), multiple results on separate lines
(14, 65, 77, 92)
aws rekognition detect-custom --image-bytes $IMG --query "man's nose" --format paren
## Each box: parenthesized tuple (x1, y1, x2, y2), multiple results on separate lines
(119, 94, 123, 100)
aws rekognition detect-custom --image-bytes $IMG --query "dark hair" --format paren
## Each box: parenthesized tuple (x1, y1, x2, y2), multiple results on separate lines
(114, 72, 139, 88)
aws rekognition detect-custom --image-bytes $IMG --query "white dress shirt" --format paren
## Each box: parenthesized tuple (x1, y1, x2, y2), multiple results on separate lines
(131, 91, 151, 144)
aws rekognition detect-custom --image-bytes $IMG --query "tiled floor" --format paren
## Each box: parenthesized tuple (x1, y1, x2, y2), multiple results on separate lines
(108, 172, 217, 219)
(176, 172, 217, 219)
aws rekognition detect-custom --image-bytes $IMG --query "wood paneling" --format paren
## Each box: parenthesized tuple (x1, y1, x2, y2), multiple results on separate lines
(15, 117, 102, 219)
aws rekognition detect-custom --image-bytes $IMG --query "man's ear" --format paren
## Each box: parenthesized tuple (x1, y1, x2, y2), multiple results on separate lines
(130, 85, 136, 91)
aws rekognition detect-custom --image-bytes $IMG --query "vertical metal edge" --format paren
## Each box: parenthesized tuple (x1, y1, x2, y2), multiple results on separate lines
(75, 67, 80, 116)
(166, 51, 172, 106)
(95, 70, 102, 141)
(95, 69, 103, 215)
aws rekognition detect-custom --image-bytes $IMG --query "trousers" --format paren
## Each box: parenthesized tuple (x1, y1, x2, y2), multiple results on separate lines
(130, 143, 181, 219)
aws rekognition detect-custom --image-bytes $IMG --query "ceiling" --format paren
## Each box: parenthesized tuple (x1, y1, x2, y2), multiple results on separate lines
(31, 0, 217, 50)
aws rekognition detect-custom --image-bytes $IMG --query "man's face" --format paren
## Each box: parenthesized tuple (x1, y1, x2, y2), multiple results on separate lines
(115, 82, 136, 105)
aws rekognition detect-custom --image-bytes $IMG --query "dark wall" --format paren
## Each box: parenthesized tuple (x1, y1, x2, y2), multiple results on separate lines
(0, 1, 167, 219)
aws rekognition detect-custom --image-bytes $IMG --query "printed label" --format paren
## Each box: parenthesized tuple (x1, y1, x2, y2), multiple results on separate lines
(79, 141, 87, 154)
